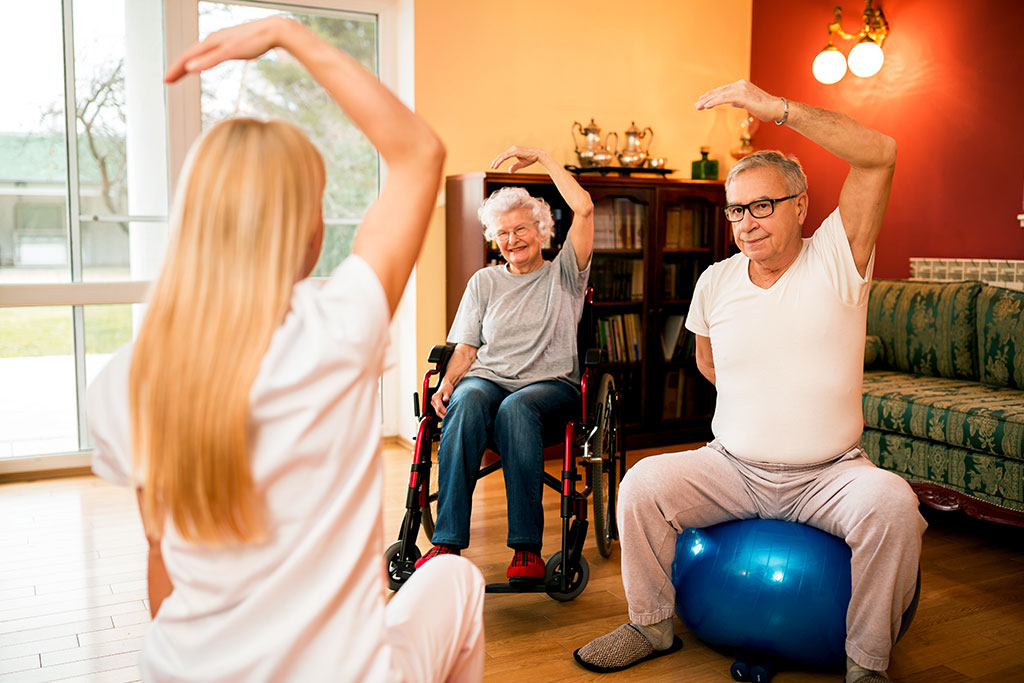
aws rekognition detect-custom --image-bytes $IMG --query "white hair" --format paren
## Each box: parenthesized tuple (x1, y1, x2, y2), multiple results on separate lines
(477, 186, 555, 242)
(725, 149, 808, 198)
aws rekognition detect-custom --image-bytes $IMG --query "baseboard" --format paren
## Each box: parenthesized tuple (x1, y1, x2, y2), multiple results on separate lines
(0, 467, 93, 484)
(383, 435, 414, 451)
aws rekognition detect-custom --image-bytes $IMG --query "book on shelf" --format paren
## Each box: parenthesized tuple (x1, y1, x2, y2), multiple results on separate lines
(662, 260, 702, 300)
(671, 329, 696, 363)
(665, 208, 680, 248)
(661, 369, 685, 420)
(628, 313, 641, 362)
(680, 208, 694, 248)
(665, 206, 696, 248)
(594, 198, 645, 249)
(591, 258, 643, 301)
(660, 314, 686, 361)
(616, 198, 632, 249)
(664, 205, 709, 249)
(630, 260, 644, 301)
(594, 202, 615, 249)
(597, 312, 642, 363)
(632, 201, 644, 248)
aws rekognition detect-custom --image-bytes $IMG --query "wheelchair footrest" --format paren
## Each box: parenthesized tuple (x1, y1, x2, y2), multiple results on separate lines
(485, 581, 548, 594)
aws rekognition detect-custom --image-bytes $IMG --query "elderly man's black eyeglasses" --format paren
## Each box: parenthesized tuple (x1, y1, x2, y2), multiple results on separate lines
(723, 194, 799, 223)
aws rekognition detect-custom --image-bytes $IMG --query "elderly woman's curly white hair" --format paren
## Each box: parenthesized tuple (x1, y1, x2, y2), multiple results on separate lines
(477, 186, 555, 243)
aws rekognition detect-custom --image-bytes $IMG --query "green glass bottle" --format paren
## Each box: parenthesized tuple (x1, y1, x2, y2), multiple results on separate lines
(691, 146, 719, 180)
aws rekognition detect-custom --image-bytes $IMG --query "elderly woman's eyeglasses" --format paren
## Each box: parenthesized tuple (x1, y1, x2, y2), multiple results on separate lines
(723, 194, 799, 223)
(495, 225, 534, 243)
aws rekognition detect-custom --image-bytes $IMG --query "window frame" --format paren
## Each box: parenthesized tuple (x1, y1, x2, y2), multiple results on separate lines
(0, 0, 414, 477)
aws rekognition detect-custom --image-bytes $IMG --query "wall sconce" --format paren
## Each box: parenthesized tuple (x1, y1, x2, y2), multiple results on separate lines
(812, 0, 889, 84)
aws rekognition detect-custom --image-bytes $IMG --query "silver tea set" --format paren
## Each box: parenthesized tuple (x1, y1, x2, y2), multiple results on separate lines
(571, 118, 665, 169)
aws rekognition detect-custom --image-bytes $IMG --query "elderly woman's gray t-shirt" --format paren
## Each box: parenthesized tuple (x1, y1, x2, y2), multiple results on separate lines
(447, 235, 591, 392)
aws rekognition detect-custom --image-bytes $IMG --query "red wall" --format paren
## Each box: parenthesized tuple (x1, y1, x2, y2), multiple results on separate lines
(749, 0, 1024, 278)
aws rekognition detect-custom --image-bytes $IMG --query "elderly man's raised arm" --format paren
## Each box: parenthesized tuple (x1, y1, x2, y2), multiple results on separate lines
(696, 80, 896, 277)
(491, 146, 594, 270)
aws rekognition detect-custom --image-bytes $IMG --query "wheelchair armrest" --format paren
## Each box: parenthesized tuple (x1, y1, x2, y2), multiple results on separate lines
(428, 344, 456, 365)
(428, 344, 456, 381)
(584, 348, 604, 367)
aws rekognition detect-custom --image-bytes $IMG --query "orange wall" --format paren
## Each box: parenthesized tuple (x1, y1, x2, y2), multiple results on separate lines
(414, 0, 753, 368)
(750, 0, 1024, 279)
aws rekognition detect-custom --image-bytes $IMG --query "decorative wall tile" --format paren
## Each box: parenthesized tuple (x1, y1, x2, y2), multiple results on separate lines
(911, 259, 930, 279)
(908, 257, 1024, 292)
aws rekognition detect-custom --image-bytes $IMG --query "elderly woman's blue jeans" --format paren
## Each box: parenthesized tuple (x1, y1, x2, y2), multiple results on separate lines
(430, 376, 580, 550)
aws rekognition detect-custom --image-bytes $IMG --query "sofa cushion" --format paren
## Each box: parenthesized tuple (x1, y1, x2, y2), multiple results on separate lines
(977, 285, 1024, 390)
(860, 429, 1024, 515)
(864, 334, 884, 368)
(867, 280, 982, 380)
(862, 370, 1024, 460)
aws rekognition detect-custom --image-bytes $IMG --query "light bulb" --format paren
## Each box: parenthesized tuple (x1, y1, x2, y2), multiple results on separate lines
(812, 45, 847, 84)
(848, 38, 884, 77)
(740, 114, 760, 139)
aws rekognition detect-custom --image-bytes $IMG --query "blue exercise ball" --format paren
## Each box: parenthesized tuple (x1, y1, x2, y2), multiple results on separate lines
(672, 519, 852, 669)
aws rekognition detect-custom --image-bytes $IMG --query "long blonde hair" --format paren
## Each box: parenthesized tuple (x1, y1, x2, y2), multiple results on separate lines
(130, 118, 325, 545)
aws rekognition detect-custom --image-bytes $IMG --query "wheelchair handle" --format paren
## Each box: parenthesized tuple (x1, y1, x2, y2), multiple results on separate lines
(420, 368, 441, 418)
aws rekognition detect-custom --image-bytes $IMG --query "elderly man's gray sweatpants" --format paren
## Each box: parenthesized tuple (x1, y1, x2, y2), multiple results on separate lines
(618, 440, 926, 672)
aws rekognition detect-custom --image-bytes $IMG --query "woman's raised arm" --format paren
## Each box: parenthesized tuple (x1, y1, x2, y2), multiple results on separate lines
(490, 146, 593, 270)
(166, 17, 444, 314)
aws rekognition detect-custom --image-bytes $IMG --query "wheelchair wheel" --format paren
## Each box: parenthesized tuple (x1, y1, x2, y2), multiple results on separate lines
(384, 540, 421, 592)
(544, 551, 589, 602)
(590, 373, 621, 558)
(419, 439, 441, 542)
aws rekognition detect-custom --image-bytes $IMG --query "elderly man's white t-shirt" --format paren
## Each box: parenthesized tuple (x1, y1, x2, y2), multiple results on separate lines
(87, 255, 398, 681)
(685, 208, 873, 465)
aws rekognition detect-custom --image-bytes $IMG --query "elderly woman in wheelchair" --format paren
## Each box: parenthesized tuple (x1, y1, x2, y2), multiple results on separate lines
(415, 145, 595, 583)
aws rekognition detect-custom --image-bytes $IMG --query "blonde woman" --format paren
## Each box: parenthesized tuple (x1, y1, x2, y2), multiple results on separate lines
(86, 18, 484, 682)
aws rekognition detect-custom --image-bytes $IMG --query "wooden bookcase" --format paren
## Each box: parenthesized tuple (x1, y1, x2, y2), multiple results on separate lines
(445, 171, 728, 448)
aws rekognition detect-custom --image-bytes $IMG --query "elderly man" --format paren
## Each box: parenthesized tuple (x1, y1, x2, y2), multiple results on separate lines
(573, 80, 924, 683)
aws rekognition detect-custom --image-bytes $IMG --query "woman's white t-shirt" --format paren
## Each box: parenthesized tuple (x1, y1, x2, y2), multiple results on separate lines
(88, 255, 397, 681)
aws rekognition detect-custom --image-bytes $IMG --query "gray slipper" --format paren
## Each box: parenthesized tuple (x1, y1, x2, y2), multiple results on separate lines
(573, 624, 683, 673)
(847, 657, 891, 683)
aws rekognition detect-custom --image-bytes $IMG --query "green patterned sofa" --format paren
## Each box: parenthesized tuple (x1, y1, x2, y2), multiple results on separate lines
(860, 279, 1024, 526)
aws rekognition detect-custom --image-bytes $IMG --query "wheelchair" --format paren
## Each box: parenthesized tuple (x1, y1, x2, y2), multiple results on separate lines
(384, 290, 626, 601)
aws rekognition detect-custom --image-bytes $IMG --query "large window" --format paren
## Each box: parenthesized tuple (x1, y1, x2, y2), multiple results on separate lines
(0, 1, 389, 472)
(0, 0, 167, 470)
(197, 1, 379, 275)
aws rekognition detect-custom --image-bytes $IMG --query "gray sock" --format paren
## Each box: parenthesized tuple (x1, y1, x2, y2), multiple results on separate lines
(631, 618, 674, 650)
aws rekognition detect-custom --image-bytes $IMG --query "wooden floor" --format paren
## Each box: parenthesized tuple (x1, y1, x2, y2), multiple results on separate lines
(2, 444, 1023, 682)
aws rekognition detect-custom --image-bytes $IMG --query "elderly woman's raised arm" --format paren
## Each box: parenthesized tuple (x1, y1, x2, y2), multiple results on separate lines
(490, 146, 594, 270)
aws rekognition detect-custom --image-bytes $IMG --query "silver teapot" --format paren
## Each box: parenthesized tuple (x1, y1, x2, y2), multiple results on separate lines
(572, 119, 618, 168)
(617, 121, 653, 168)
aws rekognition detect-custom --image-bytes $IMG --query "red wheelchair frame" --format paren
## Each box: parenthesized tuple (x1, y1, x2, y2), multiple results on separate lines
(384, 290, 626, 601)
